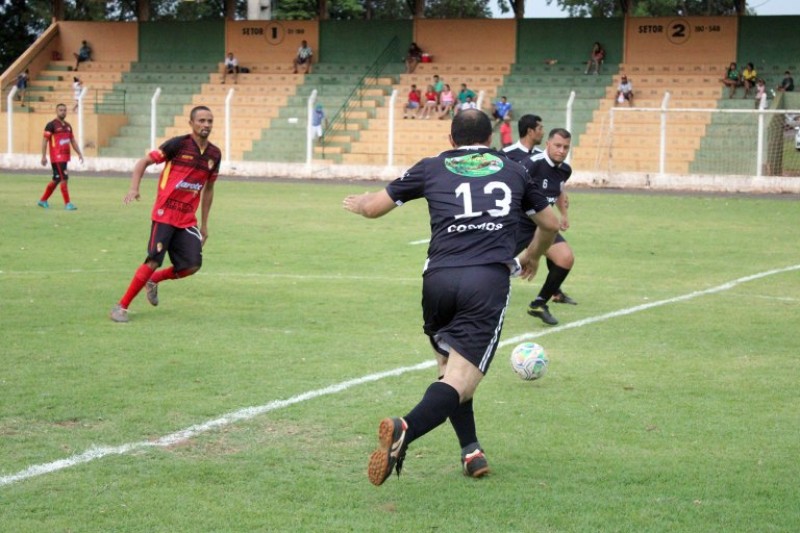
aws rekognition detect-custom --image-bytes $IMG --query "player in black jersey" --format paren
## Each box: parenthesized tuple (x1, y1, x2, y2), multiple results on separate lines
(502, 113, 544, 161)
(343, 110, 559, 485)
(521, 128, 576, 326)
(504, 116, 577, 314)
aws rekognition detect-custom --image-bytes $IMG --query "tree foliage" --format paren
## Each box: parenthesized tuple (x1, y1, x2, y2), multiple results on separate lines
(0, 0, 49, 74)
(547, 0, 753, 17)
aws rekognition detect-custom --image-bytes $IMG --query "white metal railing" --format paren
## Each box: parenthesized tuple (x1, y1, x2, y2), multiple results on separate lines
(225, 88, 235, 164)
(77, 85, 88, 153)
(150, 87, 162, 150)
(6, 86, 18, 154)
(306, 89, 318, 167)
(387, 89, 398, 167)
(608, 100, 795, 177)
(565, 90, 576, 165)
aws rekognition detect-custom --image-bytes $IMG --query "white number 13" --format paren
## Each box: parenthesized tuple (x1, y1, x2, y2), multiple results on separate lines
(454, 181, 512, 219)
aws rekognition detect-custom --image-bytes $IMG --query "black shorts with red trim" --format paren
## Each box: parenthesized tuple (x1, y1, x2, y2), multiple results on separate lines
(50, 162, 68, 181)
(146, 221, 203, 271)
(422, 264, 511, 375)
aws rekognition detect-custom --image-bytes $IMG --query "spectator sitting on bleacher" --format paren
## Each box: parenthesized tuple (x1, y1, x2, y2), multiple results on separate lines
(73, 40, 92, 71)
(419, 85, 439, 120)
(491, 96, 512, 128)
(720, 62, 742, 98)
(754, 79, 767, 109)
(455, 83, 477, 113)
(432, 74, 445, 95)
(777, 70, 794, 92)
(585, 42, 605, 75)
(615, 75, 634, 107)
(222, 52, 239, 84)
(293, 40, 313, 74)
(437, 84, 456, 119)
(405, 42, 424, 74)
(458, 95, 478, 113)
(742, 63, 758, 98)
(404, 84, 422, 119)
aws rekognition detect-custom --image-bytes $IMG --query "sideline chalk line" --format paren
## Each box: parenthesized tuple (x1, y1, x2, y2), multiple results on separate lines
(2, 264, 798, 487)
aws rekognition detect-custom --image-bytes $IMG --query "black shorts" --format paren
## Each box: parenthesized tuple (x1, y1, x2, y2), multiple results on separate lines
(146, 221, 203, 271)
(422, 264, 511, 375)
(515, 225, 566, 256)
(51, 162, 68, 181)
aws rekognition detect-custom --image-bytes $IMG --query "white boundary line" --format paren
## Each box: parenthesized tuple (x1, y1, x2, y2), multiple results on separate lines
(2, 264, 798, 488)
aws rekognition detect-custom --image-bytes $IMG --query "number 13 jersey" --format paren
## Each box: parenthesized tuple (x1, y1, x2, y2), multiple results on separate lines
(386, 147, 551, 273)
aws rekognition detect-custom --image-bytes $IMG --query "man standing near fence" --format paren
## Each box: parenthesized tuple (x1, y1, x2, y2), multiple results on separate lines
(38, 103, 83, 210)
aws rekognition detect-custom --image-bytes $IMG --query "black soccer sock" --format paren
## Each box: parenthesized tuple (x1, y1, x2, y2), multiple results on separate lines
(404, 381, 461, 445)
(537, 259, 571, 303)
(449, 398, 478, 449)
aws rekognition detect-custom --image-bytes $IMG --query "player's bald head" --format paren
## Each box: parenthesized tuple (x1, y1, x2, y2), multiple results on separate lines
(451, 109, 492, 146)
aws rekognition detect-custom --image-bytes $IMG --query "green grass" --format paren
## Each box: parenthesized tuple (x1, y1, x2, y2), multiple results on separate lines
(1, 173, 799, 532)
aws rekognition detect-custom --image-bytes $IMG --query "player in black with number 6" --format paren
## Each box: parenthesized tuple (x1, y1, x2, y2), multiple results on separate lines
(343, 109, 559, 485)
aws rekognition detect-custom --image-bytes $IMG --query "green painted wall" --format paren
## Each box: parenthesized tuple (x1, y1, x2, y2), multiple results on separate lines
(139, 21, 225, 63)
(738, 15, 800, 73)
(516, 18, 624, 66)
(319, 20, 412, 64)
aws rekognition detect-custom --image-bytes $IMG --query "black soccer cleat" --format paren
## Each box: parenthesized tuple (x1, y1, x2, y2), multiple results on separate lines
(368, 417, 408, 486)
(461, 444, 490, 478)
(528, 302, 559, 325)
(552, 291, 578, 305)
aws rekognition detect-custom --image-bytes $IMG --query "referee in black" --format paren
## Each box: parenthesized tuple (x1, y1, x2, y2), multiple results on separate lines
(343, 109, 559, 485)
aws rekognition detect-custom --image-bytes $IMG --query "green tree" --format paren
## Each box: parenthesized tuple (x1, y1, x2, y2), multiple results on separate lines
(546, 0, 752, 17)
(424, 0, 491, 18)
(0, 0, 49, 74)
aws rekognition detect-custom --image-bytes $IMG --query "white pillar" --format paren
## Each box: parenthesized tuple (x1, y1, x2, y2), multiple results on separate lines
(387, 89, 398, 167)
(150, 87, 162, 150)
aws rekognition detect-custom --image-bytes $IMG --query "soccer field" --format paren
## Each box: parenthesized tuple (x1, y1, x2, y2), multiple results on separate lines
(1, 173, 799, 532)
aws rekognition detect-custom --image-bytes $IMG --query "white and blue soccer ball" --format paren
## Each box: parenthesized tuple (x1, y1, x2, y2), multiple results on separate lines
(510, 342, 549, 381)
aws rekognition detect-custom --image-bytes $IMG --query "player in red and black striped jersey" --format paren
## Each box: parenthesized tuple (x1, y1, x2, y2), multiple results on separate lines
(344, 110, 559, 484)
(110, 106, 221, 323)
(38, 104, 83, 210)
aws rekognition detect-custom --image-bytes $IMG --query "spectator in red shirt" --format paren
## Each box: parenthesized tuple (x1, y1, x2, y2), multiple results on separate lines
(404, 84, 422, 119)
(38, 103, 83, 210)
(110, 106, 222, 323)
(418, 85, 438, 120)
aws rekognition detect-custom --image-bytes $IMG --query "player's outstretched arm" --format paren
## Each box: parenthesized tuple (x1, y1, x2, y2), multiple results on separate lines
(342, 190, 396, 219)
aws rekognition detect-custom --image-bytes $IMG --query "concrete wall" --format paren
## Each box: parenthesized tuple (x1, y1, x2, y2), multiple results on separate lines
(0, 112, 127, 158)
(624, 16, 737, 65)
(414, 19, 516, 64)
(225, 20, 319, 64)
(56, 21, 139, 63)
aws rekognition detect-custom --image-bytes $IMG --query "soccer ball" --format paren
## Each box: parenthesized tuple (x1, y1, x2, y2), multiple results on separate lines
(510, 342, 549, 381)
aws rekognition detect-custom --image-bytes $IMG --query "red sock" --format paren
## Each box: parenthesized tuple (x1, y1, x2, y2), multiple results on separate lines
(41, 181, 57, 202)
(60, 181, 71, 204)
(149, 266, 175, 284)
(119, 264, 155, 308)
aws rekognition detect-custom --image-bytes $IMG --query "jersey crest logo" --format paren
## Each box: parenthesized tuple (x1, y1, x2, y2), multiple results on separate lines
(208, 159, 215, 170)
(444, 153, 504, 177)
